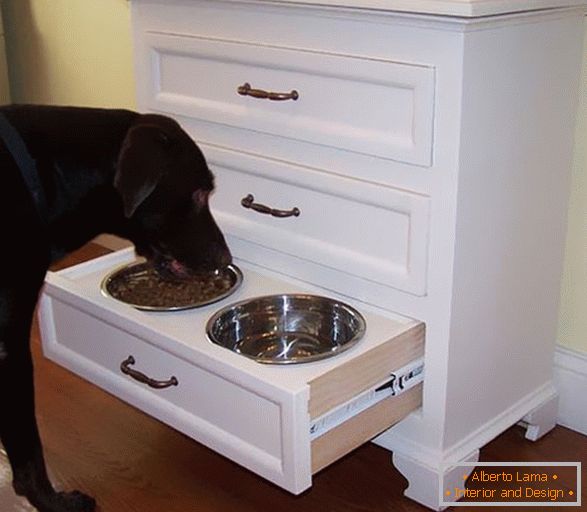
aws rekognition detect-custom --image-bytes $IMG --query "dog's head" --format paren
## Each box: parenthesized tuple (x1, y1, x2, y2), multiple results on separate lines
(114, 114, 232, 277)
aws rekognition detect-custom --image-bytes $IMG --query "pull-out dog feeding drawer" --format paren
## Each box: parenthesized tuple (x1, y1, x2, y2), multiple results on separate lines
(39, 248, 424, 494)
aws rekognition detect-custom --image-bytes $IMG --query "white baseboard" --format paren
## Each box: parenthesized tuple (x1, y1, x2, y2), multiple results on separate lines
(554, 344, 587, 436)
(375, 381, 558, 468)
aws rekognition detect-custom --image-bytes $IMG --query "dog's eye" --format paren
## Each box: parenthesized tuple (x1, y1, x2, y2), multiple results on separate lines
(192, 189, 210, 212)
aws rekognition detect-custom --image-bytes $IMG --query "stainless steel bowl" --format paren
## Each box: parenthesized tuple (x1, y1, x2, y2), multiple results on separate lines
(101, 261, 243, 312)
(206, 294, 366, 364)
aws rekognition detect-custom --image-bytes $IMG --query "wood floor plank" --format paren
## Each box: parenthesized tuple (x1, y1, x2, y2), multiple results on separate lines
(1, 243, 585, 511)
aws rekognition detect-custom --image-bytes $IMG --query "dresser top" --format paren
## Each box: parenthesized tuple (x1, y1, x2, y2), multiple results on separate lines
(253, 0, 586, 16)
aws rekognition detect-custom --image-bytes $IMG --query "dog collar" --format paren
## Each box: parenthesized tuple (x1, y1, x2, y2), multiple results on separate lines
(0, 112, 48, 224)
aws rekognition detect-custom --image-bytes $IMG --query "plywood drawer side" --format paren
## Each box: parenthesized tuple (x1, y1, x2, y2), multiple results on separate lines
(311, 383, 423, 474)
(308, 322, 425, 418)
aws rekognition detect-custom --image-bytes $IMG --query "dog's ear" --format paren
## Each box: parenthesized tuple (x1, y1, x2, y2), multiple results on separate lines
(115, 124, 171, 218)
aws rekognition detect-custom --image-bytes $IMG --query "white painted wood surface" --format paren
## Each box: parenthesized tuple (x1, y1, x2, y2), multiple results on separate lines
(207, 146, 431, 296)
(40, 249, 423, 493)
(39, 1, 586, 509)
(235, 0, 586, 17)
(146, 32, 436, 166)
(133, 2, 584, 508)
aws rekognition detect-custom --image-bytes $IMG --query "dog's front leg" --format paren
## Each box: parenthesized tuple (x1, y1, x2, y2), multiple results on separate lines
(0, 285, 96, 512)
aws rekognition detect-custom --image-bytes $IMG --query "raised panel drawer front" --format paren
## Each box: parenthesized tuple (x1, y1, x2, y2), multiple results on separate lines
(207, 147, 431, 296)
(144, 32, 435, 166)
(39, 249, 425, 494)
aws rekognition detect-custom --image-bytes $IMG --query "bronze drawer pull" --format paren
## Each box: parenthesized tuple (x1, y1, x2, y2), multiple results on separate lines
(237, 82, 299, 101)
(241, 194, 300, 218)
(120, 356, 178, 389)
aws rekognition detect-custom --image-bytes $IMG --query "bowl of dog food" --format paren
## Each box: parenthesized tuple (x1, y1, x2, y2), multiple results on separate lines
(101, 261, 243, 311)
(206, 294, 366, 364)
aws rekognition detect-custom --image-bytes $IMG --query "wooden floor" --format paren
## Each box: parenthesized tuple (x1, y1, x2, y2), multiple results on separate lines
(1, 243, 586, 511)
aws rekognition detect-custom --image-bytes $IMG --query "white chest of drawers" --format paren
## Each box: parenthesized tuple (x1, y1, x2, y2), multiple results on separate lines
(39, 0, 585, 509)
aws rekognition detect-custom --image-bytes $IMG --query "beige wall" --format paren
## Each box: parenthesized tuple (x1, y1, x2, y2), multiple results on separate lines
(558, 23, 587, 354)
(3, 0, 134, 108)
(3, 1, 587, 353)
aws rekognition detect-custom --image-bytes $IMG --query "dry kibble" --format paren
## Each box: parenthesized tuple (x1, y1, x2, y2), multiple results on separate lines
(105, 262, 235, 309)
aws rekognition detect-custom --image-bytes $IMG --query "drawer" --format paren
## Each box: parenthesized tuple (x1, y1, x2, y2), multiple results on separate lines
(142, 32, 435, 167)
(39, 249, 425, 494)
(207, 146, 431, 296)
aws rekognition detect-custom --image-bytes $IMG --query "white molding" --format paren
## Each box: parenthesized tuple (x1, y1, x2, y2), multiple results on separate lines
(392, 449, 480, 511)
(377, 354, 587, 472)
(554, 344, 587, 436)
(375, 381, 558, 468)
(441, 383, 559, 462)
(202, 0, 587, 19)
(377, 386, 558, 509)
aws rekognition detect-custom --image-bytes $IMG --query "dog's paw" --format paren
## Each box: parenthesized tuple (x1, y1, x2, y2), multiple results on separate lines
(52, 490, 97, 512)
(28, 490, 97, 512)
(13, 472, 96, 512)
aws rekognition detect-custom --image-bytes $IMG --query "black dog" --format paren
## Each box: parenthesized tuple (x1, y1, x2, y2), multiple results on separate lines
(0, 105, 232, 512)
